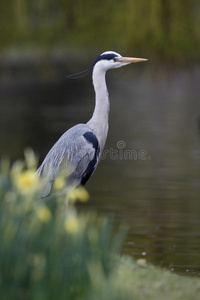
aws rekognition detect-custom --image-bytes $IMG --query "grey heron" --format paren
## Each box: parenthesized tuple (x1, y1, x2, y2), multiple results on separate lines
(37, 51, 147, 197)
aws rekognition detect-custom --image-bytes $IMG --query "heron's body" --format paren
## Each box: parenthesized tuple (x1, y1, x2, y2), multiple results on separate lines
(37, 51, 147, 197)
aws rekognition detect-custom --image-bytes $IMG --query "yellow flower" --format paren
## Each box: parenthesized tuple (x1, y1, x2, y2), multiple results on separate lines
(53, 176, 66, 191)
(37, 206, 52, 223)
(64, 215, 79, 234)
(68, 187, 89, 203)
(136, 258, 147, 268)
(14, 170, 39, 195)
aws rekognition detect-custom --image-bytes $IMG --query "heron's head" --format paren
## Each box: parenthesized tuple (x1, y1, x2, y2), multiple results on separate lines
(66, 51, 147, 79)
(93, 51, 147, 71)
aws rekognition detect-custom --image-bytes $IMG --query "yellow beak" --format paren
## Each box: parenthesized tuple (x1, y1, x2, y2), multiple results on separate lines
(119, 57, 148, 63)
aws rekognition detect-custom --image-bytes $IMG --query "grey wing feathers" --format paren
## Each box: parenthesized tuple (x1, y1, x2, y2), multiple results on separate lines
(37, 124, 99, 197)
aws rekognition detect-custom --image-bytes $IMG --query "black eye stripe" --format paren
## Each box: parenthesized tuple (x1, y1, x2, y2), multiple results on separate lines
(93, 53, 117, 66)
(100, 54, 117, 60)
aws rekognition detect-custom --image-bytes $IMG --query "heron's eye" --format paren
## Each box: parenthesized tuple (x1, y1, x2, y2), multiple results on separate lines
(113, 57, 117, 62)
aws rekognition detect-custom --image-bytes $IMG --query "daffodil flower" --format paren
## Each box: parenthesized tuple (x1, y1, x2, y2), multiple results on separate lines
(36, 206, 52, 223)
(68, 187, 89, 203)
(14, 170, 39, 195)
(64, 215, 79, 234)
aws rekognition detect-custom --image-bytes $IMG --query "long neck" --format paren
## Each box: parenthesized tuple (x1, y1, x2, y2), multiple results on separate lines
(87, 66, 110, 153)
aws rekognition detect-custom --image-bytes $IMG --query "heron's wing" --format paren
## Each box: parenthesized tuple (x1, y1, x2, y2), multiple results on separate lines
(68, 131, 100, 186)
(37, 124, 100, 197)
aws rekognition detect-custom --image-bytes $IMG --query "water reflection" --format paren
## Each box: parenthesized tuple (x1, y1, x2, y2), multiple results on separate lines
(1, 65, 200, 276)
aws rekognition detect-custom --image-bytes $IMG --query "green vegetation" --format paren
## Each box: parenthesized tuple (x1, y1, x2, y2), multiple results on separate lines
(0, 149, 126, 299)
(1, 149, 200, 299)
(0, 0, 200, 62)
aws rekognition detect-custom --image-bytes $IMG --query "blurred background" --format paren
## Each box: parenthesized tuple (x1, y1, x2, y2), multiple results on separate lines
(1, 0, 200, 276)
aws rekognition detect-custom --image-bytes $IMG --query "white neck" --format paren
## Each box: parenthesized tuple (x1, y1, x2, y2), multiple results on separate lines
(87, 64, 110, 153)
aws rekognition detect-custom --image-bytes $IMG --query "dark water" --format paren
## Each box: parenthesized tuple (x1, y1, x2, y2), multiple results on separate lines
(1, 63, 200, 276)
